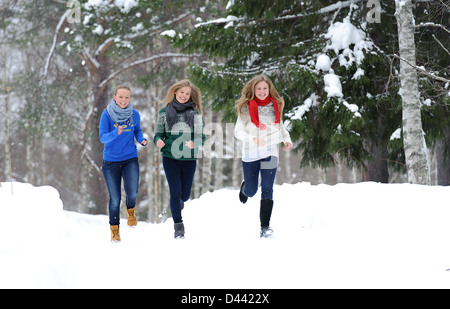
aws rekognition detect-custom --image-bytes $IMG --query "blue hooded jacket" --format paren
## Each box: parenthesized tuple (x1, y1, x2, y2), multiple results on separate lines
(99, 109, 146, 162)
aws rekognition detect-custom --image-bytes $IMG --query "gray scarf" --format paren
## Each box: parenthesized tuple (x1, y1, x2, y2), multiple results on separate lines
(106, 99, 133, 124)
(166, 97, 196, 130)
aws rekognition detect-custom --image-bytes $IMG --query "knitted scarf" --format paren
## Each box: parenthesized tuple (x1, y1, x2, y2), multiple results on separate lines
(106, 99, 134, 124)
(166, 97, 196, 130)
(248, 95, 280, 128)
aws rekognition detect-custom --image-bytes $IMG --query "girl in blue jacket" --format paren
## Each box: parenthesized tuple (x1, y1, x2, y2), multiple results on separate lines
(99, 85, 147, 242)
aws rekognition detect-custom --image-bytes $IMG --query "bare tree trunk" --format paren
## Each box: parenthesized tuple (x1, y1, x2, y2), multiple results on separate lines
(232, 158, 241, 188)
(148, 80, 162, 223)
(284, 145, 292, 183)
(1, 28, 12, 184)
(89, 60, 109, 214)
(145, 86, 155, 222)
(212, 112, 223, 190)
(395, 0, 430, 185)
(3, 89, 12, 187)
(232, 124, 242, 188)
(363, 134, 389, 183)
(26, 140, 34, 184)
(3, 90, 11, 182)
(201, 109, 212, 194)
(436, 126, 450, 186)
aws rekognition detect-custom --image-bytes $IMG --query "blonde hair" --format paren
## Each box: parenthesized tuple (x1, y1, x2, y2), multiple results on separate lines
(235, 75, 284, 118)
(114, 85, 131, 95)
(163, 79, 203, 115)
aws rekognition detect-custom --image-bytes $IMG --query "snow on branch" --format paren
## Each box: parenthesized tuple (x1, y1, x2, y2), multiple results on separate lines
(81, 148, 102, 176)
(415, 22, 450, 57)
(41, 9, 71, 83)
(195, 0, 363, 27)
(393, 54, 450, 83)
(317, 0, 364, 15)
(125, 12, 193, 40)
(98, 53, 197, 90)
(95, 38, 114, 57)
(82, 47, 100, 70)
(416, 22, 450, 35)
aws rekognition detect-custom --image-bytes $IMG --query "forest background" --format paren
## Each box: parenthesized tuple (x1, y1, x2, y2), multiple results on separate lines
(0, 0, 449, 223)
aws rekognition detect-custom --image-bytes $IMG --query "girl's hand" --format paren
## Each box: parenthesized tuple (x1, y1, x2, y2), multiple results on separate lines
(185, 141, 194, 149)
(259, 123, 267, 130)
(141, 139, 148, 146)
(156, 139, 165, 149)
(283, 142, 292, 151)
(118, 125, 124, 135)
(253, 137, 266, 147)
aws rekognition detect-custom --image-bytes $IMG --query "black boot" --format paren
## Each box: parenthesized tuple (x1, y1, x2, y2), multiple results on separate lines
(174, 222, 185, 239)
(260, 199, 274, 238)
(239, 180, 248, 204)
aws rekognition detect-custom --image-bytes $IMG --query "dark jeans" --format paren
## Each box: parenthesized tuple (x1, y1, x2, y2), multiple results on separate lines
(162, 156, 197, 224)
(242, 156, 278, 200)
(102, 157, 139, 226)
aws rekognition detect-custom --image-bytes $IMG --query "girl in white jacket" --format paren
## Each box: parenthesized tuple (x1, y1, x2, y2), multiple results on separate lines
(234, 75, 292, 237)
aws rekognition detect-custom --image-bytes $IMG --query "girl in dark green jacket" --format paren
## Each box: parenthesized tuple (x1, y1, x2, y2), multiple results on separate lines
(154, 80, 205, 238)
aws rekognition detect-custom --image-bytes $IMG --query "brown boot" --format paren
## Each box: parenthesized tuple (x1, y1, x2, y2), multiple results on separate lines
(126, 207, 137, 227)
(110, 225, 121, 243)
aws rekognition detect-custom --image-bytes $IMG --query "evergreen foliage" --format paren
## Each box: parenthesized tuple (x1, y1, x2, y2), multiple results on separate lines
(167, 0, 450, 181)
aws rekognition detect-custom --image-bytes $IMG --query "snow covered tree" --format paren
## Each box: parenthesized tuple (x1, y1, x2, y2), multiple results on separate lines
(51, 0, 206, 213)
(168, 0, 450, 184)
(168, 0, 397, 182)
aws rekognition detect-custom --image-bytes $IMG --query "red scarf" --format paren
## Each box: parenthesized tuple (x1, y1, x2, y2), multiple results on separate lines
(248, 96, 280, 128)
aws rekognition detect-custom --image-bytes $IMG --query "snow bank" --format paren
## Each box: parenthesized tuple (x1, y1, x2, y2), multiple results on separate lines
(0, 182, 68, 288)
(2, 181, 450, 288)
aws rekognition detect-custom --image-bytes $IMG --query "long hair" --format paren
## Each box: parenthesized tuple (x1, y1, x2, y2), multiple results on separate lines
(163, 79, 203, 115)
(235, 75, 284, 118)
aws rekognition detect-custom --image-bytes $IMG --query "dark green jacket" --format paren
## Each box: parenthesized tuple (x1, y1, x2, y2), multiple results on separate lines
(153, 107, 205, 160)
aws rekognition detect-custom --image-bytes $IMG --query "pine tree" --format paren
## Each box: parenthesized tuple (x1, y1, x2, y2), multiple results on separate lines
(169, 0, 397, 181)
(168, 0, 450, 183)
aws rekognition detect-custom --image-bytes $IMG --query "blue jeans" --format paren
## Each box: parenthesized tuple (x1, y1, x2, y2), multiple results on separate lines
(242, 156, 278, 200)
(102, 157, 139, 226)
(162, 156, 197, 223)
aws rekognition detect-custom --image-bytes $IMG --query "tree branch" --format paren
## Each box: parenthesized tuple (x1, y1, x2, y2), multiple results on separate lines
(41, 9, 71, 83)
(393, 54, 450, 83)
(196, 0, 363, 28)
(416, 22, 450, 35)
(432, 34, 450, 57)
(98, 53, 198, 93)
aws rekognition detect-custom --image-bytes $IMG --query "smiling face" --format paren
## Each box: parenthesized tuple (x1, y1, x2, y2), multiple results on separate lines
(114, 88, 131, 109)
(254, 81, 269, 101)
(174, 86, 192, 104)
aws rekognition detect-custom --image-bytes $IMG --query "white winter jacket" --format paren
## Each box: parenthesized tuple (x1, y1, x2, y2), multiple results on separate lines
(234, 113, 292, 159)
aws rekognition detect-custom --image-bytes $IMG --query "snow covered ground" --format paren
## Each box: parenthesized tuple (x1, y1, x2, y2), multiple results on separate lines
(1, 181, 450, 289)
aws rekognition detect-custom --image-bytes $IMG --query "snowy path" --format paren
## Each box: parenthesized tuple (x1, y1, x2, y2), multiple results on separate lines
(1, 182, 450, 288)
